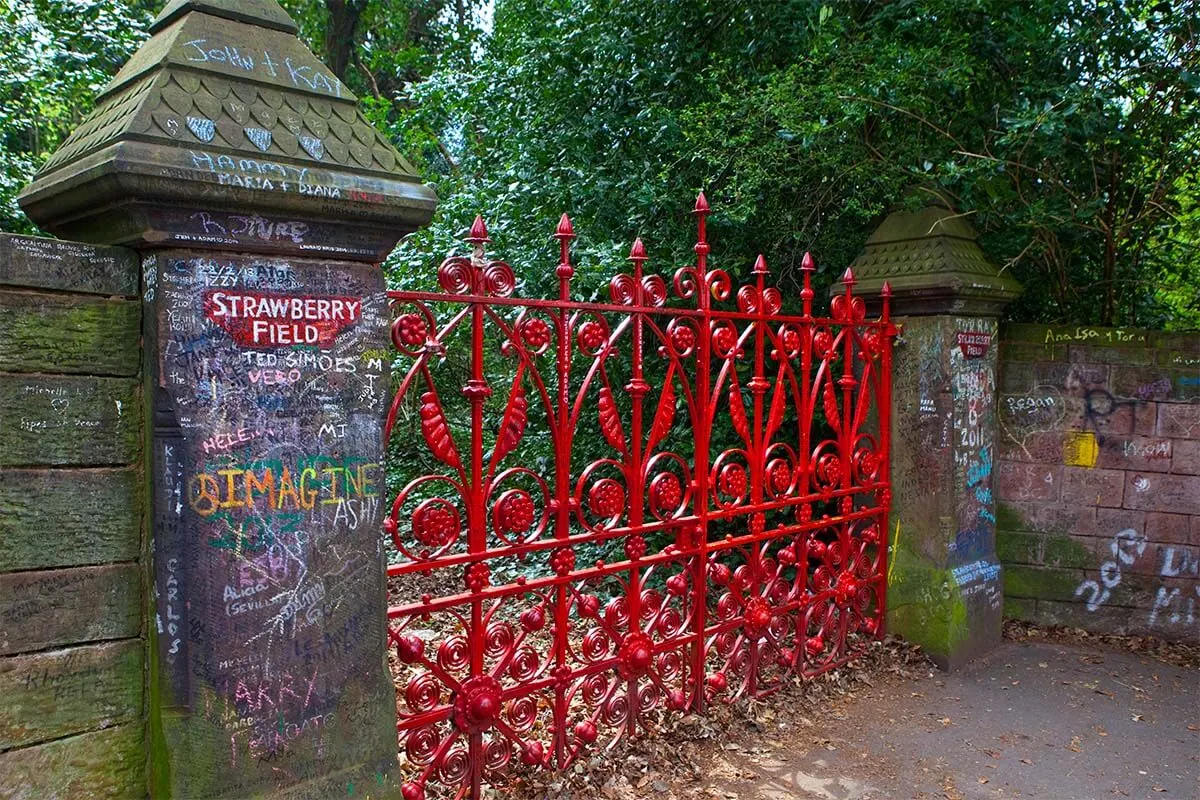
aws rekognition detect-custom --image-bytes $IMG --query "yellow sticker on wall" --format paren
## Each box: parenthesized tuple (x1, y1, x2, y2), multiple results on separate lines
(1063, 431, 1099, 468)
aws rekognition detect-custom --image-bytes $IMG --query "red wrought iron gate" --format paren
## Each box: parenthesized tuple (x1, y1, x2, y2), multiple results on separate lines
(383, 195, 894, 800)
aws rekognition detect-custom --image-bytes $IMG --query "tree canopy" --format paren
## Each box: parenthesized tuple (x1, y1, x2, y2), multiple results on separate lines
(2, 0, 1197, 328)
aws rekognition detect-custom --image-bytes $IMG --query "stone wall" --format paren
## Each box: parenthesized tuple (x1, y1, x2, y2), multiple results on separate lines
(996, 323, 1200, 642)
(0, 234, 146, 797)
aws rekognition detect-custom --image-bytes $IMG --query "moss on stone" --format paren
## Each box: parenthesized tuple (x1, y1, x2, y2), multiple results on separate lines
(995, 502, 1026, 532)
(1003, 597, 1037, 620)
(146, 604, 172, 800)
(996, 530, 1039, 564)
(886, 532, 971, 660)
(1003, 565, 1082, 601)
(1041, 535, 1093, 569)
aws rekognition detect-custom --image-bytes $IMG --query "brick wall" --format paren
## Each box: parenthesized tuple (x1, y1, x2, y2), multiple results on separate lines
(0, 234, 146, 797)
(996, 323, 1199, 642)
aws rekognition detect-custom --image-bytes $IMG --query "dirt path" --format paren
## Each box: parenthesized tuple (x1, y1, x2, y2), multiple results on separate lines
(504, 631, 1198, 800)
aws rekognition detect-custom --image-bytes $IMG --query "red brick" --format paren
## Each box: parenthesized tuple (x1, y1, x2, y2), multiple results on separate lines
(1049, 532, 1144, 573)
(1061, 466, 1127, 508)
(1068, 345, 1153, 366)
(1145, 512, 1194, 545)
(1157, 403, 1200, 439)
(1192, 515, 1200, 547)
(1095, 434, 1173, 473)
(1003, 343, 1066, 362)
(1174, 375, 1200, 402)
(1153, 331, 1200, 355)
(1172, 439, 1200, 476)
(1077, 392, 1148, 436)
(1072, 525, 1156, 577)
(999, 500, 1092, 537)
(1122, 472, 1200, 513)
(1001, 323, 1065, 345)
(998, 361, 1035, 393)
(1032, 600, 1141, 636)
(1133, 401, 1158, 436)
(996, 461, 1061, 502)
(997, 431, 1064, 464)
(1108, 366, 1175, 401)
(1144, 541, 1200, 580)
(1058, 396, 1089, 431)
(1096, 508, 1146, 538)
(998, 389, 1070, 433)
(1037, 361, 1107, 388)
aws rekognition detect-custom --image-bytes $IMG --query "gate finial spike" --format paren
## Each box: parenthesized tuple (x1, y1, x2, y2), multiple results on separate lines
(841, 266, 856, 286)
(467, 215, 490, 243)
(752, 254, 769, 275)
(555, 214, 575, 289)
(693, 194, 710, 260)
(881, 280, 892, 298)
(629, 238, 647, 261)
(555, 213, 575, 240)
(800, 251, 815, 317)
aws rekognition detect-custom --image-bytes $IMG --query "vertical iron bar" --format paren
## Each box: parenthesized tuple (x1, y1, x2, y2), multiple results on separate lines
(747, 257, 768, 697)
(625, 240, 648, 735)
(797, 253, 816, 670)
(691, 194, 711, 711)
(465, 219, 491, 798)
(877, 283, 894, 635)
(836, 270, 857, 660)
(552, 216, 575, 766)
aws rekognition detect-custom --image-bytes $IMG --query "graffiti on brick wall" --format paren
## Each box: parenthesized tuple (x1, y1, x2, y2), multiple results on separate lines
(1074, 528, 1146, 611)
(1150, 547, 1200, 627)
(1042, 327, 1148, 346)
(996, 324, 1198, 642)
(999, 331, 1197, 473)
(999, 384, 1067, 460)
(1075, 528, 1198, 629)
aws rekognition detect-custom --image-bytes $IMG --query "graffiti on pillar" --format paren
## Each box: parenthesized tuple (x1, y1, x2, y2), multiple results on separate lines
(150, 250, 391, 786)
(950, 318, 998, 573)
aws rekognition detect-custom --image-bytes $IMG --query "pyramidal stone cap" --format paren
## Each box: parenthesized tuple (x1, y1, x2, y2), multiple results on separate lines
(18, 0, 437, 262)
(847, 203, 1021, 317)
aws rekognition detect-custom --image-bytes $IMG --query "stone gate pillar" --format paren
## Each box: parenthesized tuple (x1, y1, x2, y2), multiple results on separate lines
(850, 203, 1020, 669)
(19, 1, 437, 796)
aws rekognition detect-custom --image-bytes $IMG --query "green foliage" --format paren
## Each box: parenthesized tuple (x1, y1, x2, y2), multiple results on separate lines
(1, 0, 1196, 327)
(0, 0, 155, 232)
(390, 0, 1199, 328)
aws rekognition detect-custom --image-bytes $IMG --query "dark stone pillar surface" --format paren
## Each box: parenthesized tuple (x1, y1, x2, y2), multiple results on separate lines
(143, 250, 395, 796)
(19, 1, 436, 796)
(851, 203, 1019, 669)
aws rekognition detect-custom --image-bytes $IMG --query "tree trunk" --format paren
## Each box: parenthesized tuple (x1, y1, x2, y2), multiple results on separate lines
(1101, 153, 1119, 326)
(324, 0, 368, 82)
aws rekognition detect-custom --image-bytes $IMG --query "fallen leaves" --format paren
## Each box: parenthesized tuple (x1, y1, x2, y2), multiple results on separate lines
(1003, 620, 1200, 670)
(493, 637, 933, 799)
